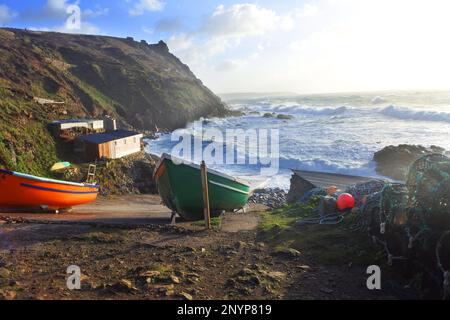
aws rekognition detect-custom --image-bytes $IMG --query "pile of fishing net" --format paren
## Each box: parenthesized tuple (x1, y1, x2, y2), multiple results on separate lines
(359, 154, 450, 299)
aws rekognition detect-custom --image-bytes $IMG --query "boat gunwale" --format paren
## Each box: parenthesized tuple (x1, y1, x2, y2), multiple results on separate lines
(0, 169, 99, 189)
(154, 153, 251, 187)
(20, 183, 99, 194)
(290, 168, 381, 180)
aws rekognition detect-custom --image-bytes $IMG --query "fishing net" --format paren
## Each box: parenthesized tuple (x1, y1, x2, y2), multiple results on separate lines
(345, 179, 386, 207)
(406, 154, 450, 230)
(361, 154, 450, 298)
(358, 191, 382, 234)
(341, 154, 450, 297)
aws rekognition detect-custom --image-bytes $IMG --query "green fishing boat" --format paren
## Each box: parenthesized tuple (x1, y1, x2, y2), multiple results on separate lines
(153, 153, 251, 220)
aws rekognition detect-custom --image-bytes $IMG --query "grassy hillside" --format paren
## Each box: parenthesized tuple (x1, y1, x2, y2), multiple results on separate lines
(0, 28, 229, 175)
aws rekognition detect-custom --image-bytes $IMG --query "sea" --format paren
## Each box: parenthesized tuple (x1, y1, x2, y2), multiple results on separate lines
(145, 90, 450, 190)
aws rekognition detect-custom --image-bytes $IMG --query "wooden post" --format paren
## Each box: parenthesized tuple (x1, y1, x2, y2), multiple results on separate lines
(200, 161, 211, 230)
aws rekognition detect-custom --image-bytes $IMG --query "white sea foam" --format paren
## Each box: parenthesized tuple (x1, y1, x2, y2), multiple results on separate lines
(371, 96, 386, 104)
(243, 103, 350, 116)
(147, 91, 450, 190)
(380, 105, 450, 123)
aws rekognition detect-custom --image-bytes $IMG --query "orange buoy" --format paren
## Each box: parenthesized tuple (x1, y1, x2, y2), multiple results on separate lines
(337, 193, 355, 210)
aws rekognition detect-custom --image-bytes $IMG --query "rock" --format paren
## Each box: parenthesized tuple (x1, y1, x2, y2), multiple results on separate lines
(249, 188, 287, 208)
(270, 224, 283, 234)
(0, 267, 11, 278)
(263, 112, 275, 118)
(186, 277, 200, 284)
(265, 271, 286, 282)
(276, 114, 294, 120)
(320, 287, 334, 294)
(263, 284, 275, 294)
(236, 241, 247, 249)
(298, 265, 311, 271)
(0, 290, 17, 300)
(279, 248, 301, 258)
(140, 270, 161, 279)
(235, 268, 261, 286)
(186, 272, 200, 278)
(238, 287, 253, 296)
(153, 284, 175, 296)
(225, 278, 237, 288)
(111, 279, 138, 293)
(238, 268, 254, 276)
(286, 172, 317, 203)
(178, 292, 193, 300)
(373, 144, 445, 180)
(170, 275, 181, 284)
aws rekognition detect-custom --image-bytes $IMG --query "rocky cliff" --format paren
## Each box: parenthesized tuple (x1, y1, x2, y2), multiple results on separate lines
(0, 28, 229, 175)
(373, 144, 446, 180)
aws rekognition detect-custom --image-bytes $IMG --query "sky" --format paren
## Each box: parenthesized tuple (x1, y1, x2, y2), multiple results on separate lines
(0, 0, 450, 94)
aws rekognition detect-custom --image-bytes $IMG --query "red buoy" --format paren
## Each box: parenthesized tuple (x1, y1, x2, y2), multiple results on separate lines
(337, 193, 355, 210)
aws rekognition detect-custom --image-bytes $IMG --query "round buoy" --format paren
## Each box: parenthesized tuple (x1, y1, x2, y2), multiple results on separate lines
(337, 193, 355, 210)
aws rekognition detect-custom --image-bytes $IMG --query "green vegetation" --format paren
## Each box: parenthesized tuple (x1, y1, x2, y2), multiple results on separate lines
(0, 90, 59, 176)
(259, 200, 384, 266)
(0, 28, 229, 177)
(191, 216, 222, 229)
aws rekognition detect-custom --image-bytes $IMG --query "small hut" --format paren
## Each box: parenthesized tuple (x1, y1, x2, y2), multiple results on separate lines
(74, 130, 143, 161)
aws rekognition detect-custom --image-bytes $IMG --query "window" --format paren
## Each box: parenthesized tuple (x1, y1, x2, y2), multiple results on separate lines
(114, 141, 117, 146)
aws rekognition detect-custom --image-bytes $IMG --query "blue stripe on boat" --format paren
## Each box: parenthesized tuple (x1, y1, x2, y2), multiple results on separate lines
(0, 168, 99, 188)
(20, 183, 99, 194)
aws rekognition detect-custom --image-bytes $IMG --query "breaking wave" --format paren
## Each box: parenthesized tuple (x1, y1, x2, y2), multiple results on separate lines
(278, 156, 377, 178)
(244, 103, 350, 116)
(380, 105, 450, 123)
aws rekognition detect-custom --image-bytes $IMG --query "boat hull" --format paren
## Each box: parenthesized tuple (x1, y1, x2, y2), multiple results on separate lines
(154, 155, 250, 221)
(0, 169, 99, 210)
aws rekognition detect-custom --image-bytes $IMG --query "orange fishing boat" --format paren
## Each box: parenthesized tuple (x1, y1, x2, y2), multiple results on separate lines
(0, 169, 99, 211)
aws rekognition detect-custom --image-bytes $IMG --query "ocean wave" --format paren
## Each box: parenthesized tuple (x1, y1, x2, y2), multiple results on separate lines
(245, 103, 350, 116)
(380, 105, 450, 123)
(279, 156, 377, 177)
(371, 96, 386, 104)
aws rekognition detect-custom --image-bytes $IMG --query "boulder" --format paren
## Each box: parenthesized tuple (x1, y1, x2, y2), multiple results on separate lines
(286, 172, 316, 203)
(276, 114, 294, 120)
(373, 144, 445, 180)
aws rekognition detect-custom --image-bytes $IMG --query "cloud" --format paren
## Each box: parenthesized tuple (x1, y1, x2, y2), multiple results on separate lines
(24, 1, 107, 35)
(142, 26, 154, 34)
(129, 0, 165, 16)
(154, 17, 183, 33)
(83, 7, 109, 18)
(167, 33, 230, 66)
(43, 0, 70, 19)
(30, 21, 101, 35)
(166, 3, 297, 70)
(199, 4, 294, 38)
(56, 21, 100, 34)
(295, 3, 319, 18)
(22, 1, 108, 21)
(0, 4, 17, 24)
(215, 59, 245, 71)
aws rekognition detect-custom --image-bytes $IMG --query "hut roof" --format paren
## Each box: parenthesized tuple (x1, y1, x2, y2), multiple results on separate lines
(77, 130, 142, 144)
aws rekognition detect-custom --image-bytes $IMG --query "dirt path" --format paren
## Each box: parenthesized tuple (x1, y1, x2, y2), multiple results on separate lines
(0, 196, 397, 300)
(1, 195, 173, 226)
